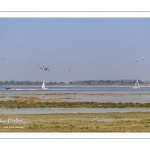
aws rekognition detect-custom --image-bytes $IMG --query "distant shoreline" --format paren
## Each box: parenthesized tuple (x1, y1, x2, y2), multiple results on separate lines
(1, 85, 150, 88)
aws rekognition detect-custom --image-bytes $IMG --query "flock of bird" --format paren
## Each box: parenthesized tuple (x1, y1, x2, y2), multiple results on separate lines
(28, 59, 50, 72)
(40, 66, 50, 71)
(2, 49, 145, 73)
(1, 50, 71, 73)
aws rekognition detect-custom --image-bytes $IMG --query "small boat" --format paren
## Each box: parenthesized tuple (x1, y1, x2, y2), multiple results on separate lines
(41, 80, 49, 90)
(5, 87, 16, 90)
(132, 79, 140, 89)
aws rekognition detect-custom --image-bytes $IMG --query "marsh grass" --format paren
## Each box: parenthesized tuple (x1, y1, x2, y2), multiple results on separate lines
(1, 98, 150, 108)
(62, 97, 72, 99)
(0, 112, 150, 132)
(0, 96, 6, 98)
(11, 96, 22, 98)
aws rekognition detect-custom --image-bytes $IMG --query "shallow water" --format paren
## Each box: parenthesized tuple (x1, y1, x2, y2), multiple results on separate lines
(1, 86, 150, 103)
(1, 86, 150, 93)
(0, 108, 150, 114)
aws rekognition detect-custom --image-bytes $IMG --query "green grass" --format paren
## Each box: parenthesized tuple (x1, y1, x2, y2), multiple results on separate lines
(1, 99, 150, 108)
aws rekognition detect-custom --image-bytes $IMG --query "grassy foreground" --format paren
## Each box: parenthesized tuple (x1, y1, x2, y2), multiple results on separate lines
(1, 112, 150, 132)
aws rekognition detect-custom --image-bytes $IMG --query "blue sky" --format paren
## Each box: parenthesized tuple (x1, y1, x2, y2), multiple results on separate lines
(1, 18, 150, 82)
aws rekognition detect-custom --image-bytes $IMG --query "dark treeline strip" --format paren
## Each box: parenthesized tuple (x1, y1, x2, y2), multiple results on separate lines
(0, 81, 64, 85)
(0, 79, 149, 85)
(1, 101, 150, 108)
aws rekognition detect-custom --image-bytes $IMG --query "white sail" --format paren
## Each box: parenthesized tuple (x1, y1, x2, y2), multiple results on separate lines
(133, 79, 140, 89)
(41, 80, 49, 90)
(42, 80, 45, 89)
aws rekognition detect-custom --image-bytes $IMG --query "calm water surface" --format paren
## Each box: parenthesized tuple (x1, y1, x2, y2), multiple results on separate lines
(0, 86, 150, 93)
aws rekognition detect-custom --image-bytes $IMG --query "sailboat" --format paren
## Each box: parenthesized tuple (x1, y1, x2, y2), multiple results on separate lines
(41, 80, 49, 90)
(132, 79, 140, 89)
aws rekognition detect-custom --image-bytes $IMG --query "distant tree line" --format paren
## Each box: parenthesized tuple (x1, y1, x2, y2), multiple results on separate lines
(69, 80, 145, 85)
(0, 80, 149, 86)
(0, 81, 65, 85)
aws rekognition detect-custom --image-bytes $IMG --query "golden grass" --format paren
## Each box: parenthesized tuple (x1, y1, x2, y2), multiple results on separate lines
(0, 112, 150, 132)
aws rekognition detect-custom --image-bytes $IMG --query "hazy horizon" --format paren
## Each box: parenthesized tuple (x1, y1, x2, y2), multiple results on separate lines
(1, 18, 150, 83)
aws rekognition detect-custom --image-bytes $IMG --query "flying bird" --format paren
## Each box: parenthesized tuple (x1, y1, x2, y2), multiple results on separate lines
(40, 66, 45, 69)
(44, 67, 49, 71)
(135, 60, 137, 62)
(40, 66, 50, 71)
(142, 57, 145, 60)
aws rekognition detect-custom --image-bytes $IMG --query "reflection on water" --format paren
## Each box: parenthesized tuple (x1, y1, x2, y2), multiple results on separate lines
(0, 108, 150, 114)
